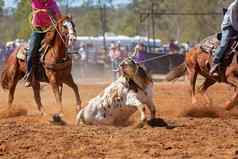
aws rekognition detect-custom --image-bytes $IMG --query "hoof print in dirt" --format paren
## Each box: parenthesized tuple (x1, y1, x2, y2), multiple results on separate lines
(49, 114, 66, 126)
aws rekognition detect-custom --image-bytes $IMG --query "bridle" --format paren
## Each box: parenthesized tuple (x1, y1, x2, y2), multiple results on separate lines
(48, 15, 68, 47)
(49, 16, 76, 48)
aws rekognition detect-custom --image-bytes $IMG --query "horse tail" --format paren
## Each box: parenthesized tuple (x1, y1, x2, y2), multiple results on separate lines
(165, 62, 186, 81)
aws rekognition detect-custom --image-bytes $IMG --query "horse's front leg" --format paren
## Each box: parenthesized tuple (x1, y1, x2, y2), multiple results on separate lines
(50, 82, 63, 115)
(64, 74, 81, 113)
(198, 78, 216, 106)
(31, 80, 45, 115)
(187, 67, 198, 104)
(8, 73, 23, 107)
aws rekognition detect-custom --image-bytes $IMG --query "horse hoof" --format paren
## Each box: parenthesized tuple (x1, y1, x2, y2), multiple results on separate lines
(50, 113, 66, 125)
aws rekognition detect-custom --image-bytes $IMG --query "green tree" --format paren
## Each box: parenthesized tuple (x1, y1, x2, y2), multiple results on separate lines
(1, 0, 236, 43)
(14, 0, 31, 39)
(0, 0, 4, 16)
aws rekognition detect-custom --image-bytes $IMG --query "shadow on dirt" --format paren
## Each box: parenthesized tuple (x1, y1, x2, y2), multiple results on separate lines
(181, 105, 222, 118)
(180, 104, 238, 119)
(147, 118, 177, 129)
(0, 107, 28, 119)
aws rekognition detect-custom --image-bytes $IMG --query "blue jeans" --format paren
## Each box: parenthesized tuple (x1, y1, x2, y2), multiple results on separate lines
(27, 31, 45, 73)
(213, 27, 238, 64)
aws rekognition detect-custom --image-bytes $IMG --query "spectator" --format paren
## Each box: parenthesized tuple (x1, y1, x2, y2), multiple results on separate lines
(79, 44, 88, 77)
(169, 39, 180, 54)
(109, 43, 122, 81)
(132, 43, 146, 67)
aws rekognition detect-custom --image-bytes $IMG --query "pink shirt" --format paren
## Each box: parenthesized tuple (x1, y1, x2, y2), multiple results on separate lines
(32, 0, 61, 27)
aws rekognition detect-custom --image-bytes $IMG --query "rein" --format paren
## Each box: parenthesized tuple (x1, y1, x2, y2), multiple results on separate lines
(48, 15, 68, 48)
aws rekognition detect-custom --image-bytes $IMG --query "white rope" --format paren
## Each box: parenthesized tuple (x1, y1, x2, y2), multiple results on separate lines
(135, 54, 178, 64)
(48, 15, 68, 47)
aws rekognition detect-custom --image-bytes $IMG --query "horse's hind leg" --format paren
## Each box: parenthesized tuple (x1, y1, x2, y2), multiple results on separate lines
(31, 81, 45, 115)
(50, 81, 63, 115)
(187, 68, 198, 104)
(64, 74, 81, 112)
(198, 78, 216, 106)
(8, 79, 18, 107)
(8, 74, 23, 107)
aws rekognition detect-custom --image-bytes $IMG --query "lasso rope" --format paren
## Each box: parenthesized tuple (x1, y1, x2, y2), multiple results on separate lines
(134, 54, 176, 64)
(28, 9, 54, 33)
(112, 54, 179, 72)
(29, 9, 68, 47)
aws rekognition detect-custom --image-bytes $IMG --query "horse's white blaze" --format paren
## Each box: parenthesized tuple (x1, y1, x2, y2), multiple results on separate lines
(76, 76, 154, 126)
(63, 20, 76, 46)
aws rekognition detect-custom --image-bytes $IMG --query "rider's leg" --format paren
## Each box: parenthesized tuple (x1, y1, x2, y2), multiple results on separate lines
(25, 31, 45, 87)
(210, 27, 236, 76)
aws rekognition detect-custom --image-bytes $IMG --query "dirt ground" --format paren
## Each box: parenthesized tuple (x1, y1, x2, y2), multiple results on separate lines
(0, 81, 238, 159)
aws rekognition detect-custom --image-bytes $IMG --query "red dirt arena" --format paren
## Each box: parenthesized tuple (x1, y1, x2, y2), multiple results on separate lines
(0, 80, 238, 159)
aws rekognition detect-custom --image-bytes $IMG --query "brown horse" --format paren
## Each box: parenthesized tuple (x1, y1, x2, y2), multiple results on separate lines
(166, 38, 238, 111)
(1, 16, 81, 116)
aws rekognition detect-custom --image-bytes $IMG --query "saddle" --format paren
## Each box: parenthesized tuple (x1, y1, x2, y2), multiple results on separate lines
(200, 33, 238, 81)
(16, 46, 28, 60)
(16, 45, 49, 82)
(200, 33, 238, 57)
(199, 33, 220, 56)
(16, 43, 71, 82)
